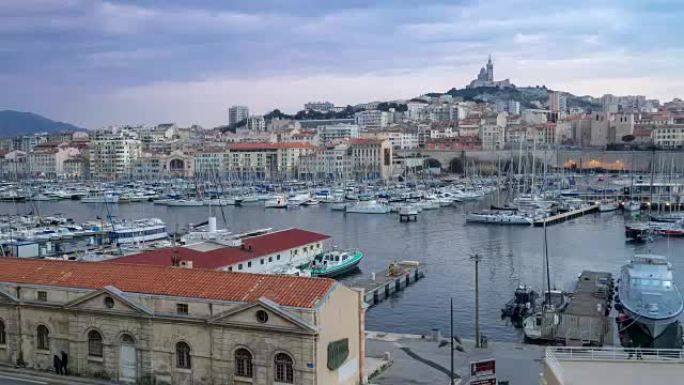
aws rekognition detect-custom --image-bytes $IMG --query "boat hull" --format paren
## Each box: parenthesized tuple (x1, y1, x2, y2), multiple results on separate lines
(312, 256, 362, 278)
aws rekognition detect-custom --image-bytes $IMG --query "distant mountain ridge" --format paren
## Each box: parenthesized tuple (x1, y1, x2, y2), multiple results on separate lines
(0, 110, 85, 137)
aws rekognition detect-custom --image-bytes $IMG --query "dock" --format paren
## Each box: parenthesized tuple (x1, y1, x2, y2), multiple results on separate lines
(350, 261, 425, 308)
(533, 204, 599, 227)
(534, 271, 614, 346)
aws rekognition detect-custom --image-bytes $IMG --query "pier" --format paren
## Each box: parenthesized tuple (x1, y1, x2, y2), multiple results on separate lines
(533, 204, 599, 227)
(350, 261, 424, 308)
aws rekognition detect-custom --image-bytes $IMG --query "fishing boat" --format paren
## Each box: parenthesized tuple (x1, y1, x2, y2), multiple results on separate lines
(501, 285, 537, 328)
(617, 254, 683, 338)
(306, 249, 364, 278)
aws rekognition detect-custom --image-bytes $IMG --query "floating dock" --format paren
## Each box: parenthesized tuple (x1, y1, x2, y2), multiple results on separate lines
(533, 204, 599, 227)
(532, 271, 614, 346)
(350, 261, 425, 308)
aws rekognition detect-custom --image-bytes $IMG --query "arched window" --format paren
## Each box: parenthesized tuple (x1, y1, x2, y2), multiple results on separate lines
(88, 330, 103, 357)
(176, 342, 191, 369)
(0, 320, 6, 345)
(274, 353, 294, 383)
(234, 348, 253, 378)
(37, 325, 49, 351)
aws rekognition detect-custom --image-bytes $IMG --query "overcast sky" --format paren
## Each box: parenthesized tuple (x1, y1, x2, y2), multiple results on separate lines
(1, 0, 683, 128)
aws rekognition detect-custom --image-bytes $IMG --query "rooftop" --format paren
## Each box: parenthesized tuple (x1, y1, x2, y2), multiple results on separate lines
(0, 258, 335, 308)
(111, 228, 330, 269)
(228, 142, 315, 150)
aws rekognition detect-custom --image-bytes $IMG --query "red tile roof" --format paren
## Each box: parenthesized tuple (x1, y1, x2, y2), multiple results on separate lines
(228, 142, 315, 150)
(0, 258, 335, 308)
(111, 228, 330, 269)
(348, 138, 384, 145)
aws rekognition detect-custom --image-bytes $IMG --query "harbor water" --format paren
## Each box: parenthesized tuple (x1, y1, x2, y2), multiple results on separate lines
(2, 198, 683, 343)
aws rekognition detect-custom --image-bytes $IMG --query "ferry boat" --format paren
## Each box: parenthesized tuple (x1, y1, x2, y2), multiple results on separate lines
(617, 254, 683, 338)
(109, 218, 168, 245)
(306, 249, 364, 278)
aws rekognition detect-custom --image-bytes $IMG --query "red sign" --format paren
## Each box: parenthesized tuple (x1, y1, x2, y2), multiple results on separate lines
(470, 359, 496, 377)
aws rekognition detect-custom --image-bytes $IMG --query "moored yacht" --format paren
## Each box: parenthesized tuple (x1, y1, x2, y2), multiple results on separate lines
(617, 254, 683, 338)
(466, 211, 534, 225)
(345, 200, 390, 214)
(109, 218, 168, 245)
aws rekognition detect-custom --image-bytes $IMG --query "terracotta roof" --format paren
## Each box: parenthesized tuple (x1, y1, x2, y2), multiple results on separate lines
(0, 258, 335, 308)
(111, 228, 330, 270)
(228, 142, 314, 150)
(348, 138, 384, 145)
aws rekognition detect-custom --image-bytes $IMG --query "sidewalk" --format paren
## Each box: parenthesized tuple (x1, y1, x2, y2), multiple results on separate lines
(0, 364, 117, 385)
(366, 331, 544, 385)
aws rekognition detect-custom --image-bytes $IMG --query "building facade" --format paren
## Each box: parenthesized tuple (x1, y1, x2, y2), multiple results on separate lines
(89, 131, 142, 180)
(225, 143, 316, 180)
(0, 258, 363, 385)
(228, 106, 249, 126)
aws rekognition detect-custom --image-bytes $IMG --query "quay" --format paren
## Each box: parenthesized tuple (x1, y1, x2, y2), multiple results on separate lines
(533, 204, 599, 227)
(350, 261, 424, 308)
(537, 271, 614, 346)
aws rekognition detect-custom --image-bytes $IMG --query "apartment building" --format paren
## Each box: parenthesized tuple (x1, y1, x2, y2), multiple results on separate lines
(89, 131, 142, 180)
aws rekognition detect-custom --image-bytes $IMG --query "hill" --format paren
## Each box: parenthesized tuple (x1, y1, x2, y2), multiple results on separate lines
(444, 86, 600, 110)
(0, 110, 85, 137)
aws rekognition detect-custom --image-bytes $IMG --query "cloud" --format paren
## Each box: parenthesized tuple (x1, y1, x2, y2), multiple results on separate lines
(0, 0, 683, 127)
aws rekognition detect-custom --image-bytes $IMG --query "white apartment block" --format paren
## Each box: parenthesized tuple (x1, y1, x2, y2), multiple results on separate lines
(653, 125, 684, 148)
(298, 143, 353, 180)
(228, 105, 249, 126)
(304, 101, 335, 112)
(496, 100, 520, 115)
(318, 123, 359, 144)
(28, 143, 80, 178)
(89, 131, 142, 180)
(247, 115, 267, 131)
(225, 142, 316, 179)
(355, 110, 388, 129)
(193, 148, 226, 178)
(479, 124, 505, 150)
(378, 131, 419, 150)
(348, 138, 392, 180)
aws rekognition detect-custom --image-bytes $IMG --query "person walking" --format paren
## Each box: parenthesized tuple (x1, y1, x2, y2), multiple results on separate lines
(60, 351, 69, 375)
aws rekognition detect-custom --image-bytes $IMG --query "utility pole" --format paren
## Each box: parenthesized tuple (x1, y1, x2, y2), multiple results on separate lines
(450, 297, 454, 385)
(471, 254, 482, 348)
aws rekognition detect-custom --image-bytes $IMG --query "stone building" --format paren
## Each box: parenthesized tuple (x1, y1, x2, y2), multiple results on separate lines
(0, 258, 362, 385)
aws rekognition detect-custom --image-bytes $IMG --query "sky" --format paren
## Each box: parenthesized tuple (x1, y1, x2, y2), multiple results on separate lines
(1, 0, 683, 128)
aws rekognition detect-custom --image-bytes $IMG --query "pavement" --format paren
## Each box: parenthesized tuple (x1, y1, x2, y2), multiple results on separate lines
(0, 366, 116, 385)
(366, 331, 545, 385)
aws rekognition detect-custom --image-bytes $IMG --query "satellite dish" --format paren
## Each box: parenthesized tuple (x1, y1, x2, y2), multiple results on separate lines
(621, 134, 635, 142)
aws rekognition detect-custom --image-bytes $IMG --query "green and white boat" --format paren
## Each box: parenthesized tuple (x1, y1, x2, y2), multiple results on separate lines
(307, 249, 364, 278)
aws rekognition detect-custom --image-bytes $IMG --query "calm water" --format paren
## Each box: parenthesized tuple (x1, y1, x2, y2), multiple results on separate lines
(2, 199, 683, 342)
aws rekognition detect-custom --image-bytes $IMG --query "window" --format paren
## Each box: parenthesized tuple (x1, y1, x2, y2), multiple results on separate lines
(260, 259, 264, 265)
(256, 310, 269, 323)
(268, 257, 273, 263)
(238, 264, 243, 270)
(235, 349, 253, 378)
(176, 342, 191, 369)
(104, 296, 115, 308)
(177, 303, 189, 315)
(37, 291, 47, 302)
(37, 325, 49, 351)
(277, 254, 281, 261)
(88, 330, 103, 357)
(248, 261, 252, 268)
(274, 353, 294, 383)
(0, 320, 5, 345)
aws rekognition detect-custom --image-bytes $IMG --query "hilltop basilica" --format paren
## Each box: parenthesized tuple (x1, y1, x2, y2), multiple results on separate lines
(466, 56, 513, 89)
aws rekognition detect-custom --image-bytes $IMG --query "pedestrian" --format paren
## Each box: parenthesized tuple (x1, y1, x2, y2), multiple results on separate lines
(53, 355, 62, 375)
(60, 351, 68, 375)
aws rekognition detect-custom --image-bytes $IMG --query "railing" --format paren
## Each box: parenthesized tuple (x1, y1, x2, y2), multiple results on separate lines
(546, 346, 684, 363)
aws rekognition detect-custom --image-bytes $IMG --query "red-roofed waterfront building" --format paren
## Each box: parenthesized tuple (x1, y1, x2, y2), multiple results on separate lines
(0, 257, 363, 385)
